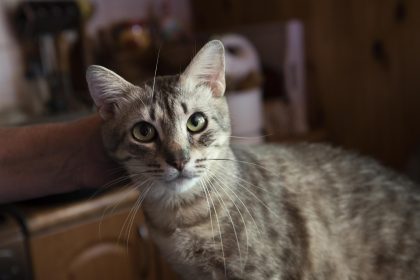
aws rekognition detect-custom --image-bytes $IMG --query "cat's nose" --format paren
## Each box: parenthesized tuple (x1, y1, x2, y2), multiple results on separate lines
(165, 149, 190, 171)
(166, 157, 190, 171)
(166, 158, 189, 171)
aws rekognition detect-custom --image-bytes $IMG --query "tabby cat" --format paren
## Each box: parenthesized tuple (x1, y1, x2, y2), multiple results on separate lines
(86, 40, 420, 279)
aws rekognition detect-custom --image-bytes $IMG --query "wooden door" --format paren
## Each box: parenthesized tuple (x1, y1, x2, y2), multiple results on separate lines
(305, 0, 420, 168)
(29, 209, 156, 280)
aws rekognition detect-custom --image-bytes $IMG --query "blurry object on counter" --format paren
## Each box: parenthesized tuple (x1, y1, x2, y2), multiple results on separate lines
(12, 0, 91, 115)
(219, 34, 264, 144)
(94, 20, 155, 84)
(284, 20, 308, 134)
(114, 21, 152, 51)
(157, 0, 189, 43)
(90, 0, 193, 86)
(93, 16, 194, 86)
(216, 21, 311, 142)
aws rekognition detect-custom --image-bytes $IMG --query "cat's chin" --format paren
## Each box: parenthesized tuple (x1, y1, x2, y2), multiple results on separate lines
(164, 177, 200, 193)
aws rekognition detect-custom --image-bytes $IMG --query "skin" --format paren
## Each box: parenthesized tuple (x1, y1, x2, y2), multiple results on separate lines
(0, 114, 119, 203)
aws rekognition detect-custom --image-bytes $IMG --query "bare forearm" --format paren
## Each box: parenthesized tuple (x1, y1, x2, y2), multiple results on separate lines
(0, 115, 118, 202)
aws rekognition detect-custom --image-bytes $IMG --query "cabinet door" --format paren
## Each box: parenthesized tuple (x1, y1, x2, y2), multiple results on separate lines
(305, 0, 420, 167)
(67, 242, 144, 280)
(29, 209, 157, 280)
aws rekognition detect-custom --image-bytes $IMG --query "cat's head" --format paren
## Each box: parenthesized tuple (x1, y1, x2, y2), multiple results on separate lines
(86, 40, 231, 199)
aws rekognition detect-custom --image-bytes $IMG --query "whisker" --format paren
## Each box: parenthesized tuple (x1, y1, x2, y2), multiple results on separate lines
(98, 178, 151, 239)
(206, 165, 259, 238)
(206, 158, 274, 174)
(152, 45, 161, 97)
(207, 158, 276, 197)
(219, 168, 274, 197)
(98, 184, 139, 239)
(199, 179, 216, 250)
(88, 174, 137, 200)
(124, 191, 143, 253)
(214, 163, 280, 219)
(229, 134, 272, 139)
(118, 181, 152, 244)
(211, 174, 249, 274)
(125, 183, 153, 252)
(208, 165, 264, 237)
(207, 174, 242, 271)
(119, 194, 142, 245)
(203, 176, 227, 277)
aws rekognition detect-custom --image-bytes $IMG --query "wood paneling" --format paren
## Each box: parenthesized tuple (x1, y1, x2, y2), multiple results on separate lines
(305, 0, 420, 168)
(192, 0, 420, 169)
(191, 0, 307, 32)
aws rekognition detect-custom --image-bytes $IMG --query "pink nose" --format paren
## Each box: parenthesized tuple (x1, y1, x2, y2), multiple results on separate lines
(166, 158, 189, 171)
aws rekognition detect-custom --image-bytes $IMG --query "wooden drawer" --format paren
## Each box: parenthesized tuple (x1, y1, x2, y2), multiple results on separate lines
(14, 188, 179, 280)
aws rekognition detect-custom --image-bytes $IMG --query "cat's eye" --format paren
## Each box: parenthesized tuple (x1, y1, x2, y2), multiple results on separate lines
(132, 122, 156, 142)
(187, 112, 207, 133)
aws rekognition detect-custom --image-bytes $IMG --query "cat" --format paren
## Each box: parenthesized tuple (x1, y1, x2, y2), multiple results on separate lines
(86, 40, 420, 280)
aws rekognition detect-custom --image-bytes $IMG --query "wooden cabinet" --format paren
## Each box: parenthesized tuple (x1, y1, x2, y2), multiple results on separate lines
(304, 0, 420, 168)
(14, 188, 179, 280)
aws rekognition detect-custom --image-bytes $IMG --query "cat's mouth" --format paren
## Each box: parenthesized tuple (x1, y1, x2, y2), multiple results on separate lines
(167, 173, 198, 182)
(162, 167, 199, 181)
(162, 171, 201, 193)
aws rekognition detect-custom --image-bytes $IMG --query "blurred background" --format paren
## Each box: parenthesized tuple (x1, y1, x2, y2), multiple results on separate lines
(0, 0, 419, 279)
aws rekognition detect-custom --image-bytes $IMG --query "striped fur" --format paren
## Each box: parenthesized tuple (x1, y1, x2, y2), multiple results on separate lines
(87, 41, 420, 280)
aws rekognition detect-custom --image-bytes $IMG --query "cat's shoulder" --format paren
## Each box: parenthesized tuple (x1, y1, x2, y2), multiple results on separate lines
(232, 142, 405, 179)
(241, 142, 417, 188)
(232, 142, 353, 163)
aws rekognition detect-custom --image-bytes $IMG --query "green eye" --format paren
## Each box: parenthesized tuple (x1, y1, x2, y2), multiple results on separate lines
(132, 122, 156, 142)
(187, 112, 207, 133)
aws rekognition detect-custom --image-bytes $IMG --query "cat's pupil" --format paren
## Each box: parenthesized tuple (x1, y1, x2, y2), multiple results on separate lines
(140, 125, 150, 136)
(191, 116, 200, 126)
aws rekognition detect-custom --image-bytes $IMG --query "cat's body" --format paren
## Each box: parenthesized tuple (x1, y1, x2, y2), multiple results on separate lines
(144, 144, 420, 279)
(86, 41, 420, 279)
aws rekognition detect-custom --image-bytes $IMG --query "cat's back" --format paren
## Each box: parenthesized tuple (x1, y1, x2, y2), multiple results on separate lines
(232, 143, 420, 279)
(234, 142, 418, 194)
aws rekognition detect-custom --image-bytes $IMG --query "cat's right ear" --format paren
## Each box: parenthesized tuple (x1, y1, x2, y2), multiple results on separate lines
(86, 65, 133, 120)
(181, 40, 226, 97)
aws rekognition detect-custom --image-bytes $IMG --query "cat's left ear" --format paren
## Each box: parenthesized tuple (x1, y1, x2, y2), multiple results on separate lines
(86, 65, 134, 120)
(181, 40, 226, 97)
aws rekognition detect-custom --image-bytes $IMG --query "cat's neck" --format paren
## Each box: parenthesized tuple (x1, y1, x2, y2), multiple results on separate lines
(143, 146, 238, 232)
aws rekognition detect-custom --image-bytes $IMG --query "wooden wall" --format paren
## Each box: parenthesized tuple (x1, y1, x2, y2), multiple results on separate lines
(191, 0, 420, 170)
(305, 0, 420, 169)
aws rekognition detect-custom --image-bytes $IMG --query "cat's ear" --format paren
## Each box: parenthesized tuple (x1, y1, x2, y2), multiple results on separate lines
(181, 40, 226, 97)
(86, 65, 133, 119)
